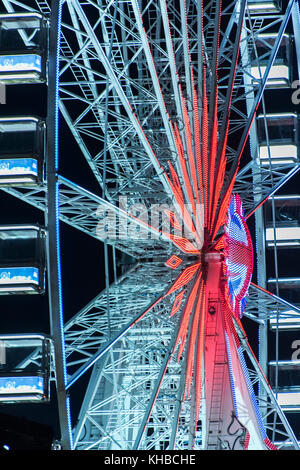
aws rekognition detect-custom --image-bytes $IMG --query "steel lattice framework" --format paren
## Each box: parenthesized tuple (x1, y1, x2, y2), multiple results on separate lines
(1, 0, 300, 450)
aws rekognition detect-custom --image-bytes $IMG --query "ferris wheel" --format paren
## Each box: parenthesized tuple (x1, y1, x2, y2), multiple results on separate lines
(0, 0, 300, 451)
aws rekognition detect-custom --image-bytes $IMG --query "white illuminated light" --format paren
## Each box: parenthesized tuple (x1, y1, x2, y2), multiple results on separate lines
(269, 360, 300, 366)
(0, 334, 47, 343)
(0, 395, 42, 401)
(268, 242, 300, 247)
(0, 225, 39, 232)
(270, 310, 300, 329)
(0, 12, 43, 23)
(0, 73, 38, 80)
(0, 286, 36, 292)
(0, 177, 36, 184)
(0, 278, 39, 285)
(251, 65, 289, 86)
(259, 144, 297, 165)
(251, 65, 289, 80)
(277, 392, 300, 411)
(248, 2, 280, 13)
(266, 227, 300, 243)
(268, 278, 300, 283)
(251, 33, 289, 86)
(0, 116, 39, 132)
(272, 195, 300, 200)
(257, 112, 297, 119)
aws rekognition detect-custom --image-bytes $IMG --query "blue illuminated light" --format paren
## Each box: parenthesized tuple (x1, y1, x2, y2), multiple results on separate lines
(52, 0, 73, 446)
(0, 158, 38, 178)
(0, 267, 39, 285)
(237, 347, 267, 441)
(0, 376, 44, 397)
(224, 194, 253, 319)
(0, 54, 41, 76)
(225, 332, 239, 417)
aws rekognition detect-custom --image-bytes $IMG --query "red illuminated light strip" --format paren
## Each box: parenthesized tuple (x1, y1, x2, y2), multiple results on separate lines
(198, 0, 208, 227)
(208, 86, 219, 229)
(165, 262, 200, 297)
(168, 160, 185, 202)
(170, 290, 186, 317)
(223, 296, 241, 349)
(165, 254, 183, 270)
(202, 69, 209, 226)
(211, 170, 236, 241)
(250, 282, 273, 297)
(176, 275, 201, 361)
(166, 162, 200, 249)
(218, 107, 254, 237)
(181, 93, 203, 235)
(184, 278, 204, 399)
(208, 0, 222, 229)
(244, 431, 250, 450)
(210, 15, 244, 240)
(213, 234, 225, 251)
(178, 16, 204, 237)
(118, 269, 198, 343)
(132, 1, 204, 249)
(164, 209, 182, 232)
(210, 119, 230, 238)
(172, 122, 202, 245)
(179, 0, 204, 235)
(213, 116, 254, 241)
(159, 0, 203, 245)
(192, 76, 204, 210)
(195, 288, 206, 422)
(120, 200, 200, 254)
(168, 235, 200, 254)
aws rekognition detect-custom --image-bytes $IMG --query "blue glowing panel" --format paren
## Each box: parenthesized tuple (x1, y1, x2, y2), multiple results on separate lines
(0, 54, 41, 75)
(0, 376, 44, 397)
(224, 194, 253, 319)
(0, 267, 39, 287)
(0, 158, 38, 178)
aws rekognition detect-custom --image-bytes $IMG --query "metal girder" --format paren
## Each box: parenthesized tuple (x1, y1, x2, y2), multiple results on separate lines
(245, 283, 300, 324)
(235, 162, 300, 216)
(0, 176, 173, 259)
(46, 0, 73, 450)
(64, 262, 172, 378)
(292, 0, 300, 80)
(68, 0, 173, 199)
(72, 291, 193, 450)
